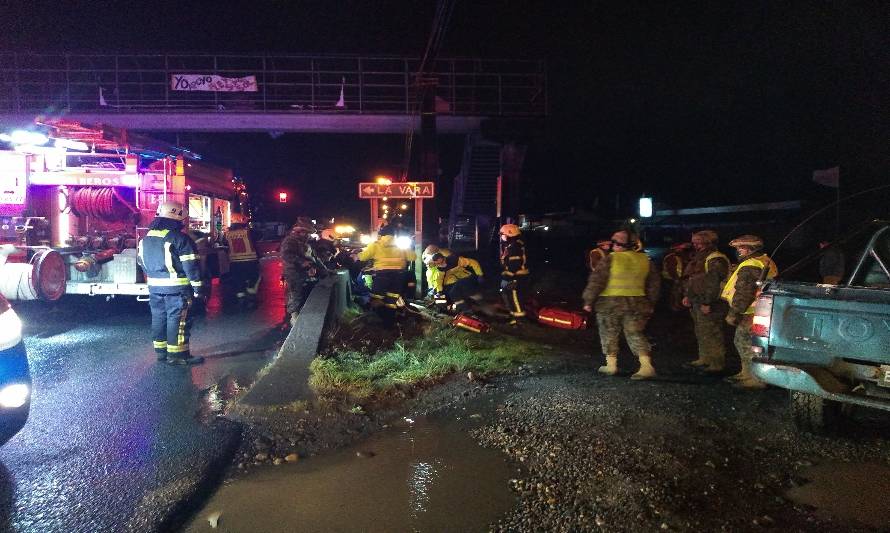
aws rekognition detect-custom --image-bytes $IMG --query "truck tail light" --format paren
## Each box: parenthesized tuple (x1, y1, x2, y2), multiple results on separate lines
(752, 294, 773, 338)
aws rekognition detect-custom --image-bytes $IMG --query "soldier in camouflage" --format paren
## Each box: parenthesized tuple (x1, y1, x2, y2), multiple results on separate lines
(681, 230, 730, 372)
(280, 217, 327, 326)
(722, 235, 778, 389)
(583, 230, 661, 380)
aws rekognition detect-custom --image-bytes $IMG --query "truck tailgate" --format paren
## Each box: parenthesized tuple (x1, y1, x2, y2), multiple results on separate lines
(768, 284, 890, 364)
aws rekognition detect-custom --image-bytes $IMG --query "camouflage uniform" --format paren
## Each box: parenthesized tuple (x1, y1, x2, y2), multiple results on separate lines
(280, 232, 324, 316)
(682, 247, 730, 369)
(583, 254, 660, 357)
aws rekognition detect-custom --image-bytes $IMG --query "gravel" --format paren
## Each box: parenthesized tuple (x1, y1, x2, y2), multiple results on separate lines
(471, 369, 890, 532)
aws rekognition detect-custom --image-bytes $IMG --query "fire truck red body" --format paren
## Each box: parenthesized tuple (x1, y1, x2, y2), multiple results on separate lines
(0, 122, 242, 302)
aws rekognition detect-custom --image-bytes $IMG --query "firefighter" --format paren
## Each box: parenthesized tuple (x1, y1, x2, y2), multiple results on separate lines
(137, 201, 204, 365)
(421, 244, 451, 297)
(429, 252, 484, 313)
(681, 230, 730, 372)
(661, 242, 692, 311)
(722, 235, 778, 389)
(588, 239, 612, 271)
(358, 224, 415, 327)
(281, 217, 327, 326)
(582, 230, 660, 379)
(499, 224, 530, 325)
(224, 213, 260, 302)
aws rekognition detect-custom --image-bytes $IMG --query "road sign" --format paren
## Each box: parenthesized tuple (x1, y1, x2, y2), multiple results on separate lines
(358, 182, 434, 199)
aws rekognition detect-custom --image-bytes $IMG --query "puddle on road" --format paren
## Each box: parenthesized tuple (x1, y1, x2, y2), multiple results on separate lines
(786, 461, 890, 529)
(186, 412, 515, 533)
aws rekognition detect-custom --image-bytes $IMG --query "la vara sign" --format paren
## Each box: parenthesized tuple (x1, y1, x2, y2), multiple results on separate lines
(358, 182, 435, 199)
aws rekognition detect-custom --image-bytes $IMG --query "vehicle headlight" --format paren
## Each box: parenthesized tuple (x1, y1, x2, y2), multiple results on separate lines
(395, 236, 412, 250)
(0, 384, 29, 408)
(0, 307, 23, 351)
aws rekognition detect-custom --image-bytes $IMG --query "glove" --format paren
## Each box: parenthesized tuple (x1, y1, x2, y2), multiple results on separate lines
(725, 313, 738, 326)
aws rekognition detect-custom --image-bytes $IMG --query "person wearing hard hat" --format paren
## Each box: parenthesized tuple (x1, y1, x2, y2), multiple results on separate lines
(421, 244, 451, 297)
(722, 235, 778, 389)
(137, 201, 205, 365)
(429, 252, 484, 313)
(358, 224, 415, 327)
(681, 230, 731, 373)
(499, 224, 530, 325)
(582, 230, 660, 380)
(281, 217, 327, 326)
(661, 241, 692, 311)
(224, 213, 260, 302)
(588, 239, 612, 271)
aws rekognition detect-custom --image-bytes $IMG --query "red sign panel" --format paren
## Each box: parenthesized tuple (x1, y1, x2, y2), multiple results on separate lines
(358, 182, 435, 199)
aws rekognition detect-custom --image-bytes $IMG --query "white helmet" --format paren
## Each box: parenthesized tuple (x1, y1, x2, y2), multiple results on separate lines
(156, 201, 185, 221)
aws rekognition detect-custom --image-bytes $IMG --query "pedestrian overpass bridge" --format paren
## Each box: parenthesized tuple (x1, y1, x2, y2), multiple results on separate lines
(0, 52, 546, 133)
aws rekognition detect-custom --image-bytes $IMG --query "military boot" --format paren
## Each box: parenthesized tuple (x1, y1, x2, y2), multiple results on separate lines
(598, 355, 618, 376)
(733, 378, 767, 390)
(631, 354, 657, 380)
(684, 356, 708, 368)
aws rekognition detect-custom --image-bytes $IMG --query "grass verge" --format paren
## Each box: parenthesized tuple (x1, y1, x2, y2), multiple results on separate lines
(309, 322, 543, 402)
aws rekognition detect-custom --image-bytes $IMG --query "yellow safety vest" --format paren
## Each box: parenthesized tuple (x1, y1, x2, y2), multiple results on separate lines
(225, 228, 258, 262)
(426, 249, 451, 289)
(442, 257, 483, 287)
(721, 254, 778, 314)
(704, 250, 729, 274)
(601, 251, 650, 297)
(358, 236, 413, 271)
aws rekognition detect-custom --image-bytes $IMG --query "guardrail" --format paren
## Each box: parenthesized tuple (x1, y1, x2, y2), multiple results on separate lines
(0, 52, 547, 118)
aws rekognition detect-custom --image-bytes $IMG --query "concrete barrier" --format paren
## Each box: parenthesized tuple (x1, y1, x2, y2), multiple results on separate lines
(236, 270, 352, 410)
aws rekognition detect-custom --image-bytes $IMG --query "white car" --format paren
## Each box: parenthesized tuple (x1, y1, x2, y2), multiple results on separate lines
(0, 294, 31, 444)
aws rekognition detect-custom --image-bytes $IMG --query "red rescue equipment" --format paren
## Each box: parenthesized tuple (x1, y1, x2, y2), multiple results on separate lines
(536, 307, 588, 330)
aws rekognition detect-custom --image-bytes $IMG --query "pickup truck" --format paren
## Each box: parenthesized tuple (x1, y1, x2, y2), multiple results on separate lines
(751, 221, 890, 434)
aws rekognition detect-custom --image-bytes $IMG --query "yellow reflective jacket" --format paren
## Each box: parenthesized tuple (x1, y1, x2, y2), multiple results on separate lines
(721, 253, 778, 314)
(601, 251, 650, 297)
(426, 248, 451, 290)
(436, 256, 483, 292)
(358, 235, 415, 271)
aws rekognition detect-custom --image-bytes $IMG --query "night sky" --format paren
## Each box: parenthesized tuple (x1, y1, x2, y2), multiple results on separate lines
(2, 1, 887, 220)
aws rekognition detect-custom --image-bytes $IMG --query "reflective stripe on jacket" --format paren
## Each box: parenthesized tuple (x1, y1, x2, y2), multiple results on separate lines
(137, 222, 203, 293)
(225, 228, 258, 262)
(358, 235, 415, 271)
(601, 251, 650, 297)
(721, 254, 778, 314)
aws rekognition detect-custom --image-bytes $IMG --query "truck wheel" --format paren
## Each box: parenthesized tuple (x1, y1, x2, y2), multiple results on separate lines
(790, 391, 843, 435)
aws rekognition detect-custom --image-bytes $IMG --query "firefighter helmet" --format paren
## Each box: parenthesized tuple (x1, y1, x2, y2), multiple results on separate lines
(320, 228, 336, 242)
(499, 224, 521, 238)
(729, 234, 764, 250)
(156, 201, 185, 221)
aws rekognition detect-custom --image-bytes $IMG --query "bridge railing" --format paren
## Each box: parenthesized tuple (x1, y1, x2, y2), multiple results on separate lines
(0, 53, 546, 117)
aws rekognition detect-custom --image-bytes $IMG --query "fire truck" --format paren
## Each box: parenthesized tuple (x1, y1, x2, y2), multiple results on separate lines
(0, 122, 244, 302)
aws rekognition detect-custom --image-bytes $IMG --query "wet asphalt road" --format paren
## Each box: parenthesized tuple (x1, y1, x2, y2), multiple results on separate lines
(0, 259, 285, 532)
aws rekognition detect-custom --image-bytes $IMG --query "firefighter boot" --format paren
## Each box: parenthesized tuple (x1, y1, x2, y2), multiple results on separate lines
(631, 354, 657, 380)
(167, 354, 205, 365)
(598, 355, 618, 376)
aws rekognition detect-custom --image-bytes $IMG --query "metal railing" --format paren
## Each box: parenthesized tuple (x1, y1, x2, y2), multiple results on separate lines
(0, 52, 547, 117)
